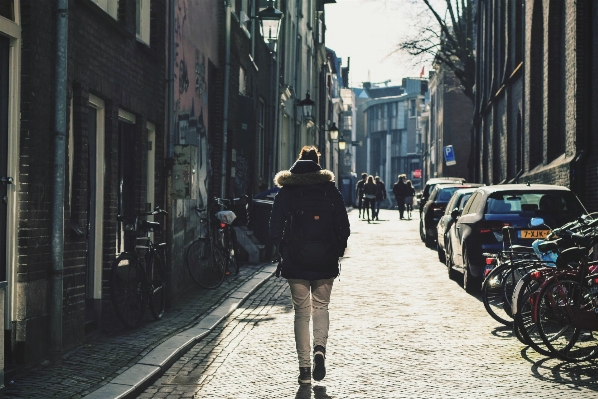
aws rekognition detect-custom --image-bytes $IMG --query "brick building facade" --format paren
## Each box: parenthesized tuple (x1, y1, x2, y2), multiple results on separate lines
(425, 67, 473, 182)
(5, 0, 166, 367)
(473, 0, 598, 211)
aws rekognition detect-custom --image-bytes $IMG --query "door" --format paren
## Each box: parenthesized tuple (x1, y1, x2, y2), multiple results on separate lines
(0, 35, 10, 282)
(117, 111, 136, 253)
(85, 96, 105, 328)
(454, 192, 480, 269)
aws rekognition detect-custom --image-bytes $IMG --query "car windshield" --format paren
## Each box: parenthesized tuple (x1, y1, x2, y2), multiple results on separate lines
(437, 187, 461, 202)
(486, 191, 583, 215)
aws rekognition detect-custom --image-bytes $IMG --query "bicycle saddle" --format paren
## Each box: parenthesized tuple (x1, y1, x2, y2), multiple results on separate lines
(139, 220, 160, 230)
(509, 245, 535, 253)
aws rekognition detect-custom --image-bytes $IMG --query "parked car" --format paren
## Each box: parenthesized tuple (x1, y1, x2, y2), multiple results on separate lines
(448, 184, 586, 292)
(418, 177, 466, 242)
(421, 183, 483, 247)
(436, 187, 478, 264)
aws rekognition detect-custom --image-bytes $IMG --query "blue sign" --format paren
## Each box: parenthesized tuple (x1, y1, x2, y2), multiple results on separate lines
(444, 145, 456, 166)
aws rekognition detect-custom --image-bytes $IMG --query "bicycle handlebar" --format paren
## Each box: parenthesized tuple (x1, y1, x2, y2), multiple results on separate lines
(117, 206, 168, 222)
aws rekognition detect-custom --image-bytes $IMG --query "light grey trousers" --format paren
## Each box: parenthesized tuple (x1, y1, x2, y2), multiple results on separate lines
(287, 278, 334, 367)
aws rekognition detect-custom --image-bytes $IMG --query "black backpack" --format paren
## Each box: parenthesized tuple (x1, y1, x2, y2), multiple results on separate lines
(288, 184, 343, 268)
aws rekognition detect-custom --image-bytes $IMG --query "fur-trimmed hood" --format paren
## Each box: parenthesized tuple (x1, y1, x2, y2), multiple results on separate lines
(273, 160, 335, 187)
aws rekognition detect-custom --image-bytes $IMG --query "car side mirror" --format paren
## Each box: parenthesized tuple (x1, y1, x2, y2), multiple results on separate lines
(450, 208, 460, 220)
(416, 193, 422, 199)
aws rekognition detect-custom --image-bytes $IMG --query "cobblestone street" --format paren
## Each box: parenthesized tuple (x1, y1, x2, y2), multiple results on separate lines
(135, 209, 598, 399)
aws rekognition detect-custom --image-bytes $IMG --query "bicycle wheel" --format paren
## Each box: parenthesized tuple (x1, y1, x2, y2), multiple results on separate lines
(482, 263, 519, 326)
(536, 278, 598, 362)
(148, 252, 166, 320)
(512, 272, 553, 356)
(186, 238, 226, 289)
(110, 253, 146, 328)
(227, 228, 239, 275)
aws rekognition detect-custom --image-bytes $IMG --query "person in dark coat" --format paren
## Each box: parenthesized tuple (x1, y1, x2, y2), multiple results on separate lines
(362, 175, 377, 223)
(392, 174, 410, 219)
(373, 176, 386, 221)
(269, 146, 350, 385)
(404, 179, 416, 219)
(355, 172, 367, 218)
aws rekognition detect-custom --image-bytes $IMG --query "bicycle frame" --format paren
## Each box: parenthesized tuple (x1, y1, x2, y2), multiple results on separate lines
(531, 259, 598, 330)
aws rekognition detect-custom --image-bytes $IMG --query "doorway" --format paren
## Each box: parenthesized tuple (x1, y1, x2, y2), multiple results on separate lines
(85, 95, 105, 330)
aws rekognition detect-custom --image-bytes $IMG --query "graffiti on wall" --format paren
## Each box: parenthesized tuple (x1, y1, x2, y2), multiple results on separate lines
(174, 0, 211, 207)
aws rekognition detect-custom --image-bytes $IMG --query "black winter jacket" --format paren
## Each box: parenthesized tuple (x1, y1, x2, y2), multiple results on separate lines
(269, 160, 350, 280)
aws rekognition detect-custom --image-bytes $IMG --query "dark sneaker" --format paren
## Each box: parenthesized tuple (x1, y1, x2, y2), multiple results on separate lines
(298, 367, 311, 384)
(313, 345, 326, 381)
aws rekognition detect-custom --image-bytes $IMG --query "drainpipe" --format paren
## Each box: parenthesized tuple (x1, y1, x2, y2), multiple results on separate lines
(168, 0, 175, 158)
(221, 0, 232, 199)
(50, 0, 68, 360)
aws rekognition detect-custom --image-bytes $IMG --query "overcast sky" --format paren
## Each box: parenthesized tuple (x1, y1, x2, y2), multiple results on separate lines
(324, 0, 438, 88)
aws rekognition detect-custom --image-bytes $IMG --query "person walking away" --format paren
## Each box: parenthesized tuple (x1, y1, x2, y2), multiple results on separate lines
(269, 146, 351, 385)
(404, 179, 416, 219)
(373, 176, 386, 221)
(363, 175, 377, 223)
(355, 172, 367, 218)
(392, 174, 410, 219)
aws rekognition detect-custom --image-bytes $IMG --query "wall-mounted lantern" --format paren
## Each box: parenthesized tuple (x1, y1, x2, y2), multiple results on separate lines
(297, 92, 315, 121)
(338, 134, 346, 150)
(257, 1, 283, 41)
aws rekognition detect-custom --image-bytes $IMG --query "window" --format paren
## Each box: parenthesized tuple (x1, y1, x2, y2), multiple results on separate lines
(237, 0, 252, 37)
(239, 66, 247, 95)
(136, 0, 151, 45)
(485, 191, 582, 214)
(0, 1, 14, 21)
(92, 0, 118, 19)
(459, 194, 473, 210)
(342, 115, 352, 131)
(462, 192, 480, 214)
(410, 99, 416, 117)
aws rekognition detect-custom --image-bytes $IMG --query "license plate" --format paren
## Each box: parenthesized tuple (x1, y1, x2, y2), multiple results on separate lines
(518, 229, 549, 239)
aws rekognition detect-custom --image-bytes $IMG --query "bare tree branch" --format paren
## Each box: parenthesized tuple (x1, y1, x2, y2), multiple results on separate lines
(397, 0, 475, 103)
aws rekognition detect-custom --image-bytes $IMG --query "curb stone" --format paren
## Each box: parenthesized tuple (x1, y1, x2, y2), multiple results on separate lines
(82, 264, 277, 399)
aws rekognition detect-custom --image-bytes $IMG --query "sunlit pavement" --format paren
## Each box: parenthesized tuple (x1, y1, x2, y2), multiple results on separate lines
(136, 209, 598, 399)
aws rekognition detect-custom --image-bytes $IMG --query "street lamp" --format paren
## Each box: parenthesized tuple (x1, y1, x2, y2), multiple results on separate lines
(297, 92, 315, 121)
(328, 122, 338, 140)
(256, 1, 283, 42)
(338, 134, 346, 150)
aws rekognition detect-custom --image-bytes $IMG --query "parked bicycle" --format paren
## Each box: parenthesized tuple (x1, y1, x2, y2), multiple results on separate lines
(507, 214, 598, 361)
(186, 197, 244, 289)
(481, 225, 541, 327)
(110, 206, 168, 328)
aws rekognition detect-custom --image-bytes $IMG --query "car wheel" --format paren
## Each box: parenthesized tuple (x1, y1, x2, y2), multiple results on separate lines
(463, 245, 481, 293)
(425, 231, 435, 248)
(446, 240, 458, 280)
(437, 244, 446, 264)
(419, 220, 426, 242)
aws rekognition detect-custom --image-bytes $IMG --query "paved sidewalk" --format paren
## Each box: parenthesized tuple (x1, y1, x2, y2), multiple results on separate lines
(4, 262, 276, 399)
(136, 209, 598, 398)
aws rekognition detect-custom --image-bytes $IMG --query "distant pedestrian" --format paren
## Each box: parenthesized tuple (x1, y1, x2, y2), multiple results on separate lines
(363, 175, 377, 223)
(269, 145, 350, 385)
(355, 172, 367, 218)
(373, 176, 386, 221)
(404, 180, 416, 219)
(392, 174, 410, 219)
